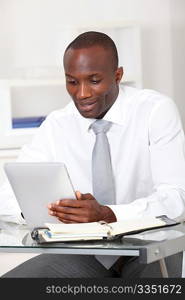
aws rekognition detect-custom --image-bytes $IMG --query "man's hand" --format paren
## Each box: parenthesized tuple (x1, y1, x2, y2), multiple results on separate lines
(47, 191, 116, 223)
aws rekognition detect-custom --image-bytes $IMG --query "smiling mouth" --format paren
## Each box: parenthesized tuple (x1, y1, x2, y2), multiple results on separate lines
(78, 101, 97, 112)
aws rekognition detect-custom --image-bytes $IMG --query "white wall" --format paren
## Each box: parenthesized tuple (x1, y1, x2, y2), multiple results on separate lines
(0, 0, 175, 94)
(170, 0, 185, 127)
(1, 0, 184, 118)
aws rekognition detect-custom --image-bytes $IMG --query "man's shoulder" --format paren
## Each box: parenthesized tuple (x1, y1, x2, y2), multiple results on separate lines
(45, 101, 78, 123)
(123, 85, 170, 102)
(123, 85, 173, 109)
(120, 86, 177, 123)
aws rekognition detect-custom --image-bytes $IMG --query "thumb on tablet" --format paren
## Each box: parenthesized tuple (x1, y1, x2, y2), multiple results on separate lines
(75, 191, 82, 200)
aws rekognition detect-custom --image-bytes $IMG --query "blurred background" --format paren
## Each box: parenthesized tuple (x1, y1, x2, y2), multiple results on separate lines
(0, 0, 185, 277)
(0, 0, 185, 186)
(0, 0, 185, 136)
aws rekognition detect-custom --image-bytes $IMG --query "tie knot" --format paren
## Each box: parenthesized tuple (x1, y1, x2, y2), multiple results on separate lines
(91, 120, 111, 135)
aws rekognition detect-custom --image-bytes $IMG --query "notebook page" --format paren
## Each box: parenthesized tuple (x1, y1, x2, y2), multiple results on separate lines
(109, 217, 166, 236)
(45, 221, 108, 234)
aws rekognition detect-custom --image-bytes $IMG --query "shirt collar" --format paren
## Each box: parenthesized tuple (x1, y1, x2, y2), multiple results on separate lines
(103, 86, 126, 126)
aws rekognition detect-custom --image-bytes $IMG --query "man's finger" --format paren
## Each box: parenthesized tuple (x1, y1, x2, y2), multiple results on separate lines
(75, 190, 82, 200)
(54, 199, 82, 208)
(50, 205, 84, 216)
(56, 212, 86, 223)
(76, 192, 94, 200)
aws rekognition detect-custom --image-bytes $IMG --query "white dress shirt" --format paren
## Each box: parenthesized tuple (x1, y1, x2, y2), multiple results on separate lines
(1, 85, 185, 224)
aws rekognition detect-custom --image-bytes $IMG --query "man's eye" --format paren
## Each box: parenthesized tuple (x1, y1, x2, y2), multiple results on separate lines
(67, 80, 77, 85)
(91, 80, 101, 84)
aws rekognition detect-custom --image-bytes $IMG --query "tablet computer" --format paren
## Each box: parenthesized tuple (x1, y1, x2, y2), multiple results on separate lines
(4, 162, 76, 228)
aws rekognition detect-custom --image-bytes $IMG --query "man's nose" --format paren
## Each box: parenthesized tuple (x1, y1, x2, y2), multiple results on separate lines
(76, 83, 92, 100)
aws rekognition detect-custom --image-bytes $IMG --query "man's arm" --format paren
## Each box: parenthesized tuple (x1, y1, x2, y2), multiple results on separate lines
(0, 180, 24, 223)
(109, 98, 185, 221)
(0, 115, 54, 223)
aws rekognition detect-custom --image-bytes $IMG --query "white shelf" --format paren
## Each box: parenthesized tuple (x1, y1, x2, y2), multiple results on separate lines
(0, 78, 65, 87)
(0, 148, 20, 158)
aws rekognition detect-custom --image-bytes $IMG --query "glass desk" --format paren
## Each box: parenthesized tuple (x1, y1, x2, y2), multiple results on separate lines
(1, 221, 185, 277)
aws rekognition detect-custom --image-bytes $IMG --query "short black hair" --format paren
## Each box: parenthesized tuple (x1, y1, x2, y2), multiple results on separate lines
(64, 31, 118, 70)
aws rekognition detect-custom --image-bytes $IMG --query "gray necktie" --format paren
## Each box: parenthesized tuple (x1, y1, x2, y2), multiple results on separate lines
(91, 119, 115, 205)
(91, 120, 118, 269)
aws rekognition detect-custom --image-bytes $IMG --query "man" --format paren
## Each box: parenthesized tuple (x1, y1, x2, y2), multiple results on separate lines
(2, 31, 185, 277)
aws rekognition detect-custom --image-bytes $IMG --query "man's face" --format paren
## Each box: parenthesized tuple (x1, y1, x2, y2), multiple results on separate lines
(63, 46, 123, 119)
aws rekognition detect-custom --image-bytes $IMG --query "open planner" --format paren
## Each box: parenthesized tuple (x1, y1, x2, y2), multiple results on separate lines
(31, 215, 178, 244)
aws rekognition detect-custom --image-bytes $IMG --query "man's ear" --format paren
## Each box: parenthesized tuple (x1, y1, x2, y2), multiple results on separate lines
(115, 67, 124, 84)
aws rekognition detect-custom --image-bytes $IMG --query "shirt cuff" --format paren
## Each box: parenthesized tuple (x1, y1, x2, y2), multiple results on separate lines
(107, 199, 148, 221)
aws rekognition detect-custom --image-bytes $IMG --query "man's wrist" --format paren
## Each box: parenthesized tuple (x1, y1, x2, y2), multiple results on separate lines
(100, 205, 117, 223)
